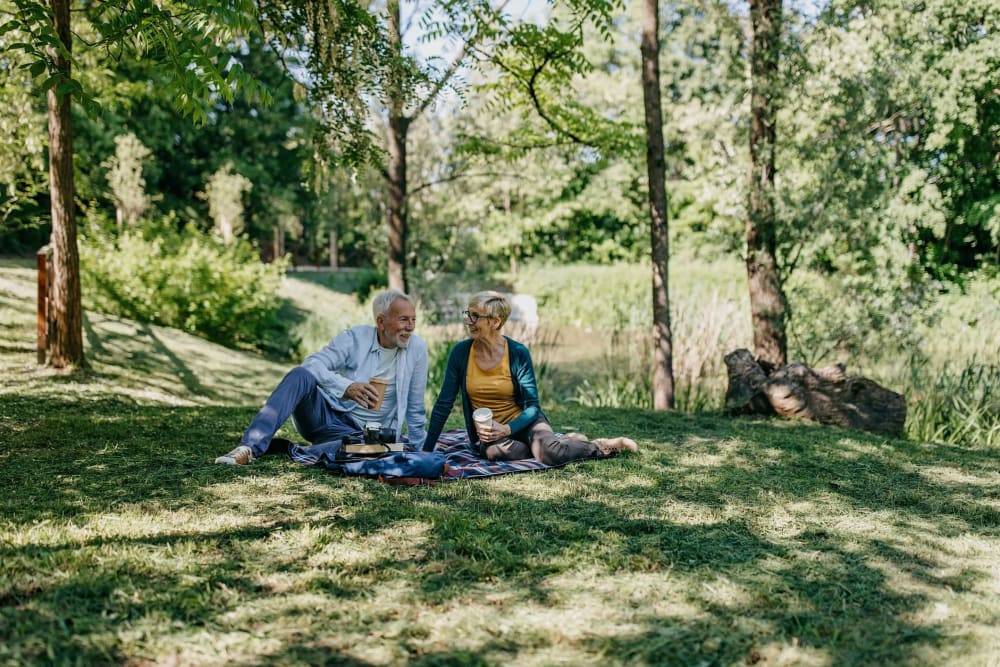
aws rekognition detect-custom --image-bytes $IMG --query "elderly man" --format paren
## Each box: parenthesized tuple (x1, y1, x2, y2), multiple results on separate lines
(215, 289, 428, 464)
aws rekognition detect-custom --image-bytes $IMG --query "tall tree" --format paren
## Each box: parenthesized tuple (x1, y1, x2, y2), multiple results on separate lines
(384, 0, 411, 291)
(746, 0, 787, 366)
(640, 0, 674, 409)
(45, 0, 83, 367)
(7, 0, 267, 367)
(463, 0, 679, 404)
(260, 1, 502, 293)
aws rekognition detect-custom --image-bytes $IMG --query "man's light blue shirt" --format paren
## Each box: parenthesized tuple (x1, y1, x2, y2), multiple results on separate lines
(300, 324, 428, 450)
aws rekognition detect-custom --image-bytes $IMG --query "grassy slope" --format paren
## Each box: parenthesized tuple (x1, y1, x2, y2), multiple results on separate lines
(2, 259, 999, 666)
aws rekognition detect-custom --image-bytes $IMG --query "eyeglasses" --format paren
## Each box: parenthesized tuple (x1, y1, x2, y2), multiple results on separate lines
(463, 310, 488, 323)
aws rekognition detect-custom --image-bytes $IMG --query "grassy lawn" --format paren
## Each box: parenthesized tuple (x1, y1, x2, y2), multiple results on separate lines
(2, 259, 999, 666)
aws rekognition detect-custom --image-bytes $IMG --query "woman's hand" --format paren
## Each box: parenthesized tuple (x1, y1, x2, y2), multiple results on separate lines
(477, 419, 511, 442)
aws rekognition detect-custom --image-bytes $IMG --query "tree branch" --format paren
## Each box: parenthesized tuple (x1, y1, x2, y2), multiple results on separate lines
(410, 170, 531, 195)
(525, 49, 588, 144)
(411, 0, 514, 121)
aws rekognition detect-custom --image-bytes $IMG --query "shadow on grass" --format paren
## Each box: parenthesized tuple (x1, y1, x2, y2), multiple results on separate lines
(2, 401, 998, 665)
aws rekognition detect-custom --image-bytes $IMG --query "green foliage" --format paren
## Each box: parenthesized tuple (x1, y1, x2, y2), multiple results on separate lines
(2, 0, 270, 121)
(351, 266, 388, 302)
(785, 268, 932, 367)
(425, 338, 459, 405)
(102, 131, 153, 225)
(79, 224, 288, 349)
(512, 262, 648, 329)
(0, 2, 48, 230)
(201, 161, 253, 243)
(782, 0, 999, 286)
(906, 358, 1000, 447)
(76, 33, 316, 255)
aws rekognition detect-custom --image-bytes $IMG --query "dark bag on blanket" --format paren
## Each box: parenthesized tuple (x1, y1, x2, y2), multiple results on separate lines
(315, 449, 448, 482)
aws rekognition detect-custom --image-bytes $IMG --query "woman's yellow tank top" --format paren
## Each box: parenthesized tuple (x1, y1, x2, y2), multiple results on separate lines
(466, 341, 522, 425)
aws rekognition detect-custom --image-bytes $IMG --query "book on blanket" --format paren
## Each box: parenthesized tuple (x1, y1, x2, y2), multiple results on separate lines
(341, 442, 405, 455)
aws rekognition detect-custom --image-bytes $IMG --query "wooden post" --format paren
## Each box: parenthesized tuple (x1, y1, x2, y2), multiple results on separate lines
(36, 244, 51, 364)
(329, 230, 338, 269)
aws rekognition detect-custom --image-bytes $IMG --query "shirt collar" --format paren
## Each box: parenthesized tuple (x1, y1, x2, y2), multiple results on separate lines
(368, 326, 382, 354)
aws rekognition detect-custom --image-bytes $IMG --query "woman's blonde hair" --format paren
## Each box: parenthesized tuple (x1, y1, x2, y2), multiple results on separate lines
(469, 291, 511, 326)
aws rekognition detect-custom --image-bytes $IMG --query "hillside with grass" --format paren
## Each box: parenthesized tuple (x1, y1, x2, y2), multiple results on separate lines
(2, 259, 1000, 666)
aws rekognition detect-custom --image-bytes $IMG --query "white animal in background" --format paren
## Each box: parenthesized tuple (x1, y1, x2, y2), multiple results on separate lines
(507, 293, 539, 344)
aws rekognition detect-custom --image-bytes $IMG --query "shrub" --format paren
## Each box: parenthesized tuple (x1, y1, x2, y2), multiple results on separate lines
(80, 225, 288, 349)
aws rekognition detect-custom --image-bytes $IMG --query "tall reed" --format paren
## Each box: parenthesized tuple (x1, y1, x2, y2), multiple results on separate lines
(570, 287, 750, 412)
(904, 357, 1000, 447)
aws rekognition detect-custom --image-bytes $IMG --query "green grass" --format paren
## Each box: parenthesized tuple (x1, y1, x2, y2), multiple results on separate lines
(3, 258, 1000, 666)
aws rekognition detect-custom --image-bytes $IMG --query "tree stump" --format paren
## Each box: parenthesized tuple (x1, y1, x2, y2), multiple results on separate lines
(724, 349, 907, 437)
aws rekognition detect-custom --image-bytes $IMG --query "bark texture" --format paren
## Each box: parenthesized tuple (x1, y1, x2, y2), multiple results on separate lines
(746, 0, 788, 367)
(641, 0, 675, 409)
(385, 0, 409, 293)
(386, 113, 409, 293)
(46, 0, 83, 367)
(724, 349, 907, 437)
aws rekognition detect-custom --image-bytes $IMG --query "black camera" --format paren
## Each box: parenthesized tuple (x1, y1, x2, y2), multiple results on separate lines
(343, 424, 396, 445)
(340, 423, 398, 457)
(363, 422, 397, 445)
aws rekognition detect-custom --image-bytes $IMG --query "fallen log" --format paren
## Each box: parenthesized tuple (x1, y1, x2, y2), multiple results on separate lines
(724, 349, 907, 437)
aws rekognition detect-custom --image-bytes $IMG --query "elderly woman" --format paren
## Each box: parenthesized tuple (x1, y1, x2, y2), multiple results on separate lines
(422, 291, 637, 464)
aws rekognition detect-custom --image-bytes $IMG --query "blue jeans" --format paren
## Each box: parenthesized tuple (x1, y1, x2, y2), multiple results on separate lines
(240, 367, 360, 456)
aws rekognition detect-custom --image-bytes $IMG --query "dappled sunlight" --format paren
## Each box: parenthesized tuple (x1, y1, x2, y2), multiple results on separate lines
(308, 520, 433, 569)
(654, 498, 726, 526)
(84, 313, 286, 407)
(592, 470, 657, 492)
(199, 476, 359, 522)
(755, 503, 811, 540)
(919, 465, 1000, 488)
(423, 571, 708, 663)
(469, 471, 610, 502)
(698, 574, 754, 609)
(836, 437, 892, 456)
(212, 583, 420, 664)
(751, 641, 831, 667)
(670, 435, 785, 474)
(4, 260, 1000, 665)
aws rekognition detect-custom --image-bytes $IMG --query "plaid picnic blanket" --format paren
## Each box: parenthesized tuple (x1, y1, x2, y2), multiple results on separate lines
(284, 429, 566, 480)
(435, 429, 564, 480)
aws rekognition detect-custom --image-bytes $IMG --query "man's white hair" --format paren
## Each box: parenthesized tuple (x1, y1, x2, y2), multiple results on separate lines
(372, 289, 412, 319)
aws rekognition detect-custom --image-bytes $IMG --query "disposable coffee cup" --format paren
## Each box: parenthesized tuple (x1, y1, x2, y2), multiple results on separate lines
(473, 407, 493, 426)
(369, 377, 389, 410)
(473, 407, 493, 440)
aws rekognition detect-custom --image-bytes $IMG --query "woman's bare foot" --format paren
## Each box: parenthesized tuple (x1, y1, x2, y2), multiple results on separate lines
(593, 437, 639, 456)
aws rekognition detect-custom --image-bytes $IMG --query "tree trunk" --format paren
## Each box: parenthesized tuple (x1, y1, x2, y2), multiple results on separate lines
(385, 0, 408, 293)
(641, 0, 674, 409)
(386, 114, 409, 293)
(746, 0, 787, 367)
(46, 0, 83, 368)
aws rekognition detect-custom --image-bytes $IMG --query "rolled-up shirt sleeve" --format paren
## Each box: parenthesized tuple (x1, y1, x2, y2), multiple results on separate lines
(301, 328, 360, 403)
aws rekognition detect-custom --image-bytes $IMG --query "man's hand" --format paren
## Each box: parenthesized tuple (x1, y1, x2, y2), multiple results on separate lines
(344, 382, 378, 408)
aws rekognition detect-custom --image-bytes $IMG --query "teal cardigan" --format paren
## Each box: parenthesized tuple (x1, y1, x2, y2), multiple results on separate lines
(423, 337, 544, 451)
